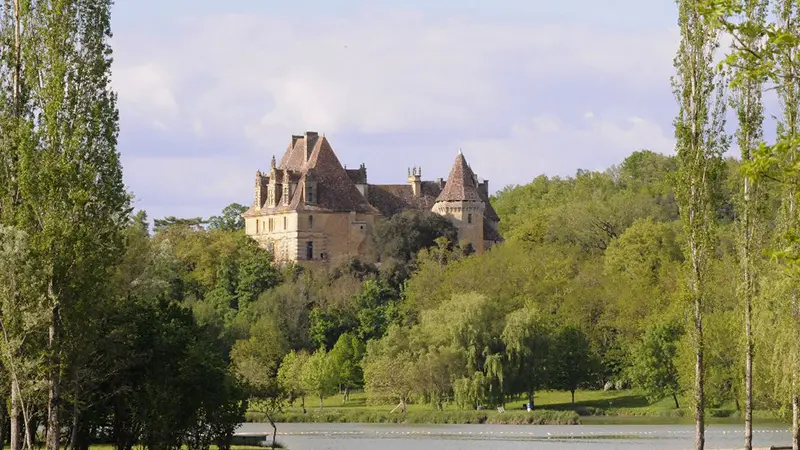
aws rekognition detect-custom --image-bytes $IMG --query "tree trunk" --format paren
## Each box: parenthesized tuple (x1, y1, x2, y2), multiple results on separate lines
(25, 415, 35, 450)
(70, 401, 80, 450)
(0, 400, 6, 450)
(743, 172, 754, 450)
(694, 282, 705, 450)
(46, 301, 61, 450)
(301, 395, 306, 414)
(571, 390, 575, 406)
(672, 393, 680, 409)
(793, 394, 799, 450)
(266, 413, 277, 449)
(528, 389, 534, 411)
(319, 394, 324, 410)
(10, 381, 21, 450)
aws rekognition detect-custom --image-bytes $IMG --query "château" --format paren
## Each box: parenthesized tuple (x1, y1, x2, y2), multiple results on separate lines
(242, 131, 502, 264)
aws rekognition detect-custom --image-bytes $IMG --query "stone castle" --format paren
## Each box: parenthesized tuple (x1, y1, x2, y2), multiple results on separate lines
(242, 131, 502, 265)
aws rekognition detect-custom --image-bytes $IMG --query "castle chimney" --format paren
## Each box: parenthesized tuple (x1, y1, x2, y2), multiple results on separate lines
(355, 163, 369, 199)
(304, 131, 319, 162)
(408, 166, 422, 197)
(291, 135, 303, 147)
(254, 171, 267, 210)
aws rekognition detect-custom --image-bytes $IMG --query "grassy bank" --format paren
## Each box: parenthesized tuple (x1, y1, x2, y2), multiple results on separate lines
(247, 409, 579, 425)
(249, 389, 785, 425)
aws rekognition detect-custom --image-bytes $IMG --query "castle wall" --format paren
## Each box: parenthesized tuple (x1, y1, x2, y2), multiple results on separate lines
(431, 201, 486, 253)
(246, 213, 300, 262)
(246, 211, 376, 265)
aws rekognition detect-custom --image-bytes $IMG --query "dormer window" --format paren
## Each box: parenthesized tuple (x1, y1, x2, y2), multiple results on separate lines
(468, 213, 473, 224)
(306, 185, 315, 203)
(309, 215, 314, 230)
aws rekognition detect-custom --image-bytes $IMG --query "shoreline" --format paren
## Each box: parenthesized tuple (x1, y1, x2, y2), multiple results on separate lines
(246, 409, 787, 426)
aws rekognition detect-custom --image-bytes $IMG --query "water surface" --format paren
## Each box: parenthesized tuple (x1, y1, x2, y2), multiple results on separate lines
(238, 422, 791, 450)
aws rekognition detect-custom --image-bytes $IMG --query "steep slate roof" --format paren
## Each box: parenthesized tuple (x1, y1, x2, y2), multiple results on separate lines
(346, 168, 367, 184)
(278, 134, 316, 171)
(484, 218, 503, 242)
(292, 137, 377, 213)
(436, 152, 483, 202)
(248, 134, 378, 215)
(478, 188, 500, 222)
(367, 181, 443, 216)
(248, 138, 500, 226)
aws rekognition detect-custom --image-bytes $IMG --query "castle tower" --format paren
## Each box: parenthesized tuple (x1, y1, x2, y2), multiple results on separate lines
(431, 151, 486, 253)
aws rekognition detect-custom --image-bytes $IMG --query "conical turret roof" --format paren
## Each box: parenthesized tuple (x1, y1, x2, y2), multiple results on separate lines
(435, 151, 482, 202)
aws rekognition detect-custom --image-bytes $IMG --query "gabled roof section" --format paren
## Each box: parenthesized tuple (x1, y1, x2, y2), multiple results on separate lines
(368, 181, 442, 216)
(436, 152, 482, 202)
(278, 135, 307, 171)
(295, 137, 378, 213)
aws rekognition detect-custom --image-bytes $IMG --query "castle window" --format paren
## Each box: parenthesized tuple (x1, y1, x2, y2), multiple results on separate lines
(268, 218, 274, 232)
(309, 215, 314, 230)
(306, 185, 315, 203)
(467, 213, 473, 224)
(256, 220, 259, 233)
(284, 217, 287, 230)
(306, 241, 314, 260)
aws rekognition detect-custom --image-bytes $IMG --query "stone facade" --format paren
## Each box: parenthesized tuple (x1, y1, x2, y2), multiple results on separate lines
(243, 132, 502, 265)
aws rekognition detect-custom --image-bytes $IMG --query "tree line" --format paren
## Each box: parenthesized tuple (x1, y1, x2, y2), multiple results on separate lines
(0, 2, 799, 450)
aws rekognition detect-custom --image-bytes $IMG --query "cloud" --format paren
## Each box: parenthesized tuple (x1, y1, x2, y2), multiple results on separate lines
(113, 63, 179, 122)
(112, 9, 680, 219)
(460, 114, 676, 188)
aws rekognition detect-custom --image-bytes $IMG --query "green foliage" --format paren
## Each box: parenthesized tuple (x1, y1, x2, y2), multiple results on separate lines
(372, 210, 458, 264)
(355, 279, 401, 342)
(301, 349, 338, 409)
(550, 326, 594, 404)
(329, 333, 365, 397)
(277, 350, 310, 406)
(628, 320, 684, 407)
(208, 203, 248, 232)
(155, 216, 207, 232)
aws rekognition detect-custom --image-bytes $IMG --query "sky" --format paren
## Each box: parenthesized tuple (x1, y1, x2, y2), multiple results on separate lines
(111, 0, 683, 222)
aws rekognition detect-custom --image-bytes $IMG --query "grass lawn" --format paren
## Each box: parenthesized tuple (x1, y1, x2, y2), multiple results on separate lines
(249, 389, 786, 425)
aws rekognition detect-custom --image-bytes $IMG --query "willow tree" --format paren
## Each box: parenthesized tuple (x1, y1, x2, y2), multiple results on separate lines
(673, 1, 728, 449)
(729, 1, 768, 448)
(0, 1, 128, 449)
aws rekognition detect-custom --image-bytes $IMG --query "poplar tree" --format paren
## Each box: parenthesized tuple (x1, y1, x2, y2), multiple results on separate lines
(773, 1, 800, 444)
(729, 2, 768, 448)
(702, 0, 800, 446)
(673, 1, 727, 449)
(0, 1, 127, 449)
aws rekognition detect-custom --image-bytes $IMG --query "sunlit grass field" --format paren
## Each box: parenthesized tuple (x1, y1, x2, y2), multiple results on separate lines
(247, 389, 785, 425)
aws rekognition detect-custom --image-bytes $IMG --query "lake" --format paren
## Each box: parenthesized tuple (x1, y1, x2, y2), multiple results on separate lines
(237, 422, 792, 450)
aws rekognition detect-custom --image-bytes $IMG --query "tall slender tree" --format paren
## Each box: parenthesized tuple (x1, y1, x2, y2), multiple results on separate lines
(700, 0, 800, 447)
(673, 1, 727, 449)
(729, 2, 768, 448)
(0, 1, 127, 449)
(774, 2, 800, 445)
(1, 1, 39, 448)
